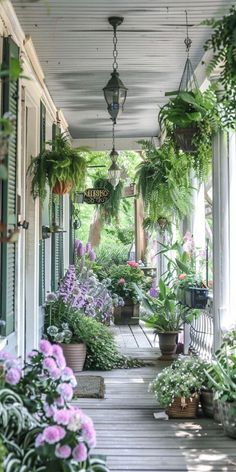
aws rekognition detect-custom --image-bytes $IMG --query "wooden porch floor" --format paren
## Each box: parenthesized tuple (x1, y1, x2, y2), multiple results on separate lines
(76, 324, 236, 471)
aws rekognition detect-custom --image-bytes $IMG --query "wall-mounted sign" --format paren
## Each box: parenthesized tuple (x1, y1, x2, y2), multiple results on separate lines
(83, 188, 111, 204)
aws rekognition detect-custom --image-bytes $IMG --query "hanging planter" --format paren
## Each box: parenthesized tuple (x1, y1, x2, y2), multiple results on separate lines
(185, 286, 209, 309)
(27, 133, 88, 202)
(173, 126, 199, 153)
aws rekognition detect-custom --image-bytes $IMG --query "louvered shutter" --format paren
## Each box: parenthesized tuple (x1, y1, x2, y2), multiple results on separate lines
(39, 101, 46, 305)
(69, 199, 75, 264)
(51, 124, 64, 291)
(0, 38, 19, 336)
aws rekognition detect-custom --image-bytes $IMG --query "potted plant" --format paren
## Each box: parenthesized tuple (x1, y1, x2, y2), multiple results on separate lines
(149, 357, 205, 418)
(159, 88, 220, 175)
(46, 322, 87, 372)
(103, 261, 145, 325)
(27, 133, 88, 201)
(142, 279, 198, 359)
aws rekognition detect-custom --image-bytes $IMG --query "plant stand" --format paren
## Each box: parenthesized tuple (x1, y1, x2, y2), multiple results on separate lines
(113, 300, 140, 325)
(185, 287, 209, 309)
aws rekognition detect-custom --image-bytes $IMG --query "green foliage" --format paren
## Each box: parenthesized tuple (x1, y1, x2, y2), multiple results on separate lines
(0, 440, 5, 472)
(97, 263, 145, 303)
(93, 177, 123, 222)
(204, 5, 236, 127)
(141, 279, 198, 332)
(136, 140, 192, 226)
(27, 133, 88, 201)
(94, 244, 130, 267)
(149, 357, 209, 407)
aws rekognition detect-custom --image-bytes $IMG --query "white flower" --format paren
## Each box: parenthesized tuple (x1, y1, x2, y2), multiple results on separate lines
(67, 411, 82, 432)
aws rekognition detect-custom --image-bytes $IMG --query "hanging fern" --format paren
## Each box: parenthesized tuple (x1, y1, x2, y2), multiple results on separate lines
(136, 140, 193, 228)
(93, 177, 123, 222)
(203, 6, 236, 128)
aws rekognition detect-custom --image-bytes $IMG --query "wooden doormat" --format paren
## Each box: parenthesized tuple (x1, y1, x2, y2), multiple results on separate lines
(74, 375, 105, 399)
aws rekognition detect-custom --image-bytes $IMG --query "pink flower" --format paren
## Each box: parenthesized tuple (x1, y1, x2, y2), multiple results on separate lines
(51, 367, 62, 380)
(82, 420, 96, 448)
(39, 340, 52, 356)
(72, 443, 88, 462)
(178, 273, 186, 281)
(62, 367, 77, 387)
(55, 444, 71, 459)
(43, 403, 57, 418)
(55, 396, 65, 407)
(118, 278, 126, 285)
(53, 409, 71, 426)
(5, 367, 21, 385)
(67, 408, 83, 432)
(43, 425, 65, 444)
(127, 261, 139, 268)
(183, 231, 192, 241)
(43, 357, 58, 373)
(56, 354, 66, 370)
(57, 383, 73, 401)
(27, 350, 38, 359)
(51, 344, 64, 358)
(35, 433, 44, 448)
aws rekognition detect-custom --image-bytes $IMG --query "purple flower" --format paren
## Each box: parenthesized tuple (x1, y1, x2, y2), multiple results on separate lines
(53, 409, 71, 425)
(56, 354, 66, 370)
(77, 243, 85, 257)
(88, 250, 96, 262)
(5, 367, 21, 385)
(39, 340, 53, 356)
(82, 416, 96, 447)
(75, 239, 82, 249)
(51, 367, 61, 380)
(55, 396, 65, 407)
(43, 425, 65, 444)
(0, 351, 12, 360)
(35, 433, 44, 448)
(57, 383, 73, 401)
(55, 444, 72, 459)
(52, 344, 64, 358)
(72, 443, 88, 462)
(43, 357, 58, 373)
(43, 403, 57, 418)
(27, 350, 38, 359)
(86, 242, 92, 253)
(46, 292, 57, 302)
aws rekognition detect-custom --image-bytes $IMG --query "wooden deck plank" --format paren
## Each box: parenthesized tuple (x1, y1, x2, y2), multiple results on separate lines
(76, 326, 235, 472)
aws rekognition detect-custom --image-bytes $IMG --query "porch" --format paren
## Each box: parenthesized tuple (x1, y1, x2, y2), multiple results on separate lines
(77, 327, 236, 472)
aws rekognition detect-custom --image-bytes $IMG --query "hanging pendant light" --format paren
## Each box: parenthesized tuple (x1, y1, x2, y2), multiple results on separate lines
(108, 123, 121, 188)
(103, 16, 128, 124)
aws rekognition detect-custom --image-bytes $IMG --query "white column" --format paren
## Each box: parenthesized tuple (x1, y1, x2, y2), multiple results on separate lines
(212, 129, 230, 350)
(228, 132, 236, 328)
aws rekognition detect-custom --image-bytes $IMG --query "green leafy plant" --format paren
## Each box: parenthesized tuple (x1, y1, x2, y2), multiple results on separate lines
(141, 279, 198, 333)
(149, 357, 207, 407)
(99, 262, 145, 304)
(93, 177, 123, 222)
(136, 140, 192, 227)
(159, 88, 221, 180)
(94, 243, 130, 267)
(27, 133, 88, 201)
(204, 5, 236, 128)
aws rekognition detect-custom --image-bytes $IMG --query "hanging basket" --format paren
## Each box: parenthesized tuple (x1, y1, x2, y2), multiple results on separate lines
(173, 126, 199, 153)
(52, 180, 73, 195)
(167, 394, 199, 419)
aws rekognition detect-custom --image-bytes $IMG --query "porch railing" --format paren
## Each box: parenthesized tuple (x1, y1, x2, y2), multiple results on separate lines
(188, 295, 214, 360)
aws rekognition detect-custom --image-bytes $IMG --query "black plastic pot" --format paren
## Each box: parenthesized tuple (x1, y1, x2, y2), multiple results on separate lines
(173, 127, 199, 153)
(185, 287, 209, 309)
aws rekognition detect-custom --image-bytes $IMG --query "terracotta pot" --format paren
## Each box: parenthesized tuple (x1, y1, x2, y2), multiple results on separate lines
(167, 395, 199, 419)
(113, 300, 140, 325)
(219, 401, 236, 438)
(200, 389, 214, 418)
(173, 126, 199, 153)
(52, 180, 73, 195)
(60, 343, 86, 373)
(157, 331, 178, 359)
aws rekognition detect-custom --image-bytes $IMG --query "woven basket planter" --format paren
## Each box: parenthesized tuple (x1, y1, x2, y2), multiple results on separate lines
(167, 395, 199, 419)
(61, 343, 87, 373)
(52, 180, 73, 195)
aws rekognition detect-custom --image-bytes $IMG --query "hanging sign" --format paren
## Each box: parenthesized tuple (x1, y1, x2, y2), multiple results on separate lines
(83, 188, 111, 204)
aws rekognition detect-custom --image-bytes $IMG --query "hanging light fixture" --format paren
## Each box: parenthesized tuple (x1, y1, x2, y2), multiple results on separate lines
(103, 16, 128, 124)
(108, 123, 121, 188)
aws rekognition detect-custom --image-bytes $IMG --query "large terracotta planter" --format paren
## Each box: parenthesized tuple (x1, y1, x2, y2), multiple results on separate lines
(219, 401, 236, 439)
(157, 331, 178, 360)
(167, 394, 199, 419)
(113, 300, 140, 325)
(52, 180, 73, 195)
(61, 343, 86, 372)
(200, 389, 214, 418)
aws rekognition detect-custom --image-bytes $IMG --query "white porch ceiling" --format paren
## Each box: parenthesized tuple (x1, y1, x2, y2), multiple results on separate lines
(13, 0, 234, 142)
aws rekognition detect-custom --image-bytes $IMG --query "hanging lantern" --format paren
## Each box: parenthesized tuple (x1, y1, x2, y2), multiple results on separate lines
(103, 17, 128, 123)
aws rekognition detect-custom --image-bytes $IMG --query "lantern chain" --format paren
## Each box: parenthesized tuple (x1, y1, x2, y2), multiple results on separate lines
(112, 122, 115, 151)
(112, 26, 118, 71)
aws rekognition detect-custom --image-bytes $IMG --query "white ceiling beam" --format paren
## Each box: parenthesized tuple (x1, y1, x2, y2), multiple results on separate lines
(72, 137, 156, 151)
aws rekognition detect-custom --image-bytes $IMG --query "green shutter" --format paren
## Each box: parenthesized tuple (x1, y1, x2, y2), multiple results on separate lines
(39, 101, 46, 305)
(69, 199, 75, 264)
(0, 38, 19, 336)
(51, 124, 64, 291)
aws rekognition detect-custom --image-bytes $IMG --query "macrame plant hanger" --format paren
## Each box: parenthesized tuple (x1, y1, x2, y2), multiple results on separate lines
(178, 10, 199, 92)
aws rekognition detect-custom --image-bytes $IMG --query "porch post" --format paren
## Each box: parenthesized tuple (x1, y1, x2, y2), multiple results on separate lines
(212, 125, 230, 350)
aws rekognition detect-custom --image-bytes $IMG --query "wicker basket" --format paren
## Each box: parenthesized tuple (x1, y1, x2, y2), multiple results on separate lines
(52, 180, 73, 195)
(167, 395, 199, 419)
